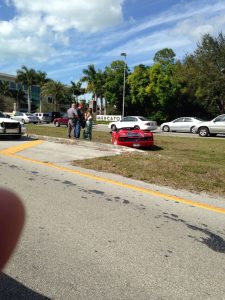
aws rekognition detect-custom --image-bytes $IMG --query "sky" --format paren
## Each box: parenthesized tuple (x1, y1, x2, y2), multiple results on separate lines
(0, 0, 225, 86)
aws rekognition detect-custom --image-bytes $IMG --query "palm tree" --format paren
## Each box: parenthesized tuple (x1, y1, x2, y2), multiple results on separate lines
(81, 64, 98, 100)
(70, 80, 85, 101)
(0, 81, 11, 110)
(10, 87, 26, 111)
(16, 65, 37, 112)
(82, 65, 106, 114)
(36, 71, 49, 112)
(95, 70, 106, 114)
(41, 80, 66, 111)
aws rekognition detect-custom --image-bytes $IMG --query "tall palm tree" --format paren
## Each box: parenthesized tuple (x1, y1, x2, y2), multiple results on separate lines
(36, 71, 49, 112)
(0, 80, 11, 110)
(70, 80, 85, 101)
(10, 87, 26, 111)
(16, 65, 37, 112)
(41, 80, 66, 111)
(81, 64, 98, 100)
(95, 70, 106, 114)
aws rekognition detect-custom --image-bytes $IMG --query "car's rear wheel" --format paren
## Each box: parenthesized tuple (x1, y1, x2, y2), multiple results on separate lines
(134, 125, 140, 130)
(21, 119, 25, 124)
(55, 121, 60, 127)
(111, 124, 117, 131)
(190, 126, 196, 134)
(198, 126, 209, 137)
(162, 125, 170, 132)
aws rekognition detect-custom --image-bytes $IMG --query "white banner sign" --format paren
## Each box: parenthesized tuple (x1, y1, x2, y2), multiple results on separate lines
(96, 115, 122, 121)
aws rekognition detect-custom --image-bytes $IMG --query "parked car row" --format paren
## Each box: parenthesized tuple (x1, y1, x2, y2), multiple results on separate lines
(160, 114, 225, 137)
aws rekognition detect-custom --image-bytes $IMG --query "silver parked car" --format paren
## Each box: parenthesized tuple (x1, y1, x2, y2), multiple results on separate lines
(0, 111, 26, 138)
(193, 114, 225, 137)
(11, 112, 40, 124)
(34, 113, 51, 123)
(160, 117, 203, 133)
(108, 116, 157, 131)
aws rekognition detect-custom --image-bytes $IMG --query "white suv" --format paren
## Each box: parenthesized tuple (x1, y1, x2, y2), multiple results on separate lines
(34, 113, 51, 123)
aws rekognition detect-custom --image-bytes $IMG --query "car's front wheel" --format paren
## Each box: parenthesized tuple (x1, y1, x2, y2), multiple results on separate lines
(54, 121, 60, 127)
(111, 124, 117, 131)
(198, 126, 209, 137)
(162, 125, 170, 132)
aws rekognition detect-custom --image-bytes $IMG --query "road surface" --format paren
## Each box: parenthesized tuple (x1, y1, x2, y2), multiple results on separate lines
(0, 139, 225, 299)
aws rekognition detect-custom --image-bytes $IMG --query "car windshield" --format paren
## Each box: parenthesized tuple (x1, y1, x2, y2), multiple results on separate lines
(26, 113, 32, 116)
(138, 116, 148, 121)
(0, 112, 6, 118)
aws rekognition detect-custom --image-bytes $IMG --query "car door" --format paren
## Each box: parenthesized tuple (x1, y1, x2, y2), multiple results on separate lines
(170, 118, 185, 131)
(118, 117, 130, 129)
(211, 115, 225, 133)
(183, 118, 195, 132)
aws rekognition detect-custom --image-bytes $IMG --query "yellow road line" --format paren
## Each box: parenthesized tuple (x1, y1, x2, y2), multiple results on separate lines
(0, 142, 225, 215)
(0, 140, 44, 155)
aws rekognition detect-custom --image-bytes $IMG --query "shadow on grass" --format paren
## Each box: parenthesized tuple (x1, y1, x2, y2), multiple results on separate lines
(0, 273, 51, 300)
(142, 145, 163, 152)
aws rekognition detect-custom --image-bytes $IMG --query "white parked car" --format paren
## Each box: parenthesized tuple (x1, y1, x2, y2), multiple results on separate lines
(108, 116, 157, 131)
(11, 112, 39, 124)
(193, 114, 225, 137)
(160, 117, 203, 133)
(34, 113, 51, 123)
(0, 111, 26, 138)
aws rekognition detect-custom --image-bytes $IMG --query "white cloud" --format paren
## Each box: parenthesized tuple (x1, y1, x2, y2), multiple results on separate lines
(8, 0, 124, 32)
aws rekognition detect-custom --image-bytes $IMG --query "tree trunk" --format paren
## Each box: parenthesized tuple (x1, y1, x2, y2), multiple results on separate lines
(28, 86, 31, 113)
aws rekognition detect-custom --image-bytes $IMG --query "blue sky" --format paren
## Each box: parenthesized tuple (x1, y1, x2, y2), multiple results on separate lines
(0, 0, 225, 86)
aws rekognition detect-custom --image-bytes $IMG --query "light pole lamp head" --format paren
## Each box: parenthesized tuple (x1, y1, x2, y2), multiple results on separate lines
(121, 52, 126, 58)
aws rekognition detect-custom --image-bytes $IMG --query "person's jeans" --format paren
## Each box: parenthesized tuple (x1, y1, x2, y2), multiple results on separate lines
(74, 121, 81, 138)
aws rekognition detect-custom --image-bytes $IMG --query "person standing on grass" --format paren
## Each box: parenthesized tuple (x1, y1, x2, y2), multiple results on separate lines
(67, 103, 78, 138)
(74, 103, 84, 139)
(83, 108, 93, 140)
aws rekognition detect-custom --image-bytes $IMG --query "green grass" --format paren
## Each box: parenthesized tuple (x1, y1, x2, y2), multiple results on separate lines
(26, 124, 225, 197)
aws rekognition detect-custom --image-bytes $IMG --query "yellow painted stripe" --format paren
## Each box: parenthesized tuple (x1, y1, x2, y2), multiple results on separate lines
(0, 140, 44, 155)
(2, 150, 225, 215)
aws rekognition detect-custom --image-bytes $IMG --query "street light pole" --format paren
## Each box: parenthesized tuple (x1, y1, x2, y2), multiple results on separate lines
(121, 52, 126, 117)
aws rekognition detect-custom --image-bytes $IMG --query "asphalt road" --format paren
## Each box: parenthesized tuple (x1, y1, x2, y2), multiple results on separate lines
(0, 139, 225, 299)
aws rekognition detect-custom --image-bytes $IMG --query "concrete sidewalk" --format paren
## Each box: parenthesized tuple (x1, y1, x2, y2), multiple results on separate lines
(26, 134, 145, 161)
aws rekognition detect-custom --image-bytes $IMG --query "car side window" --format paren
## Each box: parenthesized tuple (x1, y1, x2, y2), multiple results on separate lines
(184, 118, 192, 122)
(121, 117, 128, 122)
(214, 115, 225, 122)
(174, 118, 184, 123)
(131, 117, 137, 122)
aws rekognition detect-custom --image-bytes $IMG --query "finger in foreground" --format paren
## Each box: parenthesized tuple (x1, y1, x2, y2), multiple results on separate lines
(0, 189, 25, 270)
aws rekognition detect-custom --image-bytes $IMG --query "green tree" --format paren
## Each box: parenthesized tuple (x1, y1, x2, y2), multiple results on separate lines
(127, 64, 151, 115)
(0, 81, 11, 111)
(193, 32, 225, 114)
(146, 59, 179, 121)
(36, 71, 49, 112)
(41, 80, 67, 111)
(104, 60, 129, 115)
(154, 48, 176, 65)
(16, 65, 37, 112)
(70, 80, 85, 102)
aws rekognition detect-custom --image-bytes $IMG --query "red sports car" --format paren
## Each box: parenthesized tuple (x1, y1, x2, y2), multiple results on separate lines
(111, 128, 154, 148)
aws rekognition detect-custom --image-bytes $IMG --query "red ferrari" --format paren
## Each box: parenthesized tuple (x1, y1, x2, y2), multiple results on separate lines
(111, 128, 154, 148)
